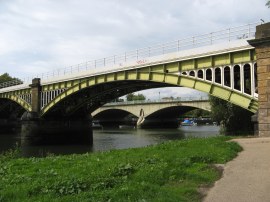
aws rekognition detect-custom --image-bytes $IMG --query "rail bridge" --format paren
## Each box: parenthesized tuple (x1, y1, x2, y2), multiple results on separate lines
(0, 22, 269, 143)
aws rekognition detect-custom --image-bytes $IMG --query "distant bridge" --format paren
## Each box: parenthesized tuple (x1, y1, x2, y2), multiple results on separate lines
(92, 97, 210, 128)
(92, 96, 210, 118)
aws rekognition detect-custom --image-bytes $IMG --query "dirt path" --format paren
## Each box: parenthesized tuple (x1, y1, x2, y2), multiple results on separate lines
(203, 137, 270, 202)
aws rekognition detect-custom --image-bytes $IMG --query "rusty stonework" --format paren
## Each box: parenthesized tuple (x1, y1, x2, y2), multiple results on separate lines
(249, 22, 270, 136)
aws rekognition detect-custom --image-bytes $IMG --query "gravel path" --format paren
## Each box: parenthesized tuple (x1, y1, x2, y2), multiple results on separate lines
(204, 137, 270, 202)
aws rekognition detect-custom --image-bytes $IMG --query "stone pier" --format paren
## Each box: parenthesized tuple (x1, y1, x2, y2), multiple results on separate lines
(249, 22, 270, 136)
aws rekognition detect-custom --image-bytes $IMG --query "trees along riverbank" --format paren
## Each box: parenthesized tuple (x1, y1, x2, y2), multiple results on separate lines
(0, 137, 241, 202)
(209, 96, 254, 135)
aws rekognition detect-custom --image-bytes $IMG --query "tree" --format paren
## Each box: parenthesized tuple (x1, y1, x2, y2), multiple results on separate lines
(209, 96, 253, 135)
(0, 73, 22, 88)
(267, 0, 270, 7)
(0, 73, 13, 83)
(126, 93, 146, 101)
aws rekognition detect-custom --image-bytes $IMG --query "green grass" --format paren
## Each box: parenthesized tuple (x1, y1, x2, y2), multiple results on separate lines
(0, 136, 242, 202)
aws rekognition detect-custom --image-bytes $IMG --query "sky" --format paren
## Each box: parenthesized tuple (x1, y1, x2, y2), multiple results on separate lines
(0, 0, 269, 99)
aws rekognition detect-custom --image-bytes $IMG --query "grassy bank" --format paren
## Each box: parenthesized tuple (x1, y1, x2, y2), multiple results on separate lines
(0, 136, 242, 202)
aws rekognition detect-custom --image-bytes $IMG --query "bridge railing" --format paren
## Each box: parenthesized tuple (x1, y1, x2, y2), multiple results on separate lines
(1, 22, 259, 89)
(104, 96, 209, 106)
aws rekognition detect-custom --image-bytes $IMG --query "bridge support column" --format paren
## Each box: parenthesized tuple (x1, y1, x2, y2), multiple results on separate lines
(20, 78, 93, 145)
(249, 22, 270, 136)
(30, 78, 41, 114)
(21, 113, 93, 145)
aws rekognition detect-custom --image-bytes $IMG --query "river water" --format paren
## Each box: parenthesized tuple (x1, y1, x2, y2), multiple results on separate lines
(0, 125, 220, 157)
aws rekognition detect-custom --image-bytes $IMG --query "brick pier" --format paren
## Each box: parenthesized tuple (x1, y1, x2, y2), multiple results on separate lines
(249, 22, 270, 136)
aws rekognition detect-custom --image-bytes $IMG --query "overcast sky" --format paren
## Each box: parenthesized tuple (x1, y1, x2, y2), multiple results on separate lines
(0, 0, 269, 99)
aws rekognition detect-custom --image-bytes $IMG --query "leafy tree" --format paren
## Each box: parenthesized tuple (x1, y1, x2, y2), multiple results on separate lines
(209, 96, 253, 135)
(0, 73, 22, 88)
(0, 73, 13, 83)
(126, 93, 146, 101)
(267, 0, 270, 7)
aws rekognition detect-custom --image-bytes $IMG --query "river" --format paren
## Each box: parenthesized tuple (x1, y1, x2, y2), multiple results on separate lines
(0, 125, 220, 157)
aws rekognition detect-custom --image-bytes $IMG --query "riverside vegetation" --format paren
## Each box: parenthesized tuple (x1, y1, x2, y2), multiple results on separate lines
(0, 137, 242, 202)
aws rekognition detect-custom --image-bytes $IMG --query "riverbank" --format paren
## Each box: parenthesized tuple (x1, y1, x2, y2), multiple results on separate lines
(0, 136, 241, 202)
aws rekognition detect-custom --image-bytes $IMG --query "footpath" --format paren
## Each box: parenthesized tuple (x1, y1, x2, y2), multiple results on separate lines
(204, 137, 270, 202)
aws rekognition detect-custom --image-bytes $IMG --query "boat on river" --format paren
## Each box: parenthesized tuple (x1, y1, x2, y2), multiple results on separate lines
(180, 119, 196, 126)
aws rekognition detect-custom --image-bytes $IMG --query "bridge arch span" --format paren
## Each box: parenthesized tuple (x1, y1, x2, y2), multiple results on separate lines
(145, 106, 197, 120)
(0, 98, 28, 119)
(93, 108, 137, 119)
(41, 61, 257, 117)
(0, 96, 31, 112)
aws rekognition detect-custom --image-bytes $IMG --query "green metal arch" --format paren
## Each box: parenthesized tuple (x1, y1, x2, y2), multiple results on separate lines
(41, 72, 258, 116)
(0, 95, 31, 112)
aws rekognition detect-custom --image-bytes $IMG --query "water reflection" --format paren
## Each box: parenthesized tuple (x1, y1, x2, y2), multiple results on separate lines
(0, 125, 220, 157)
